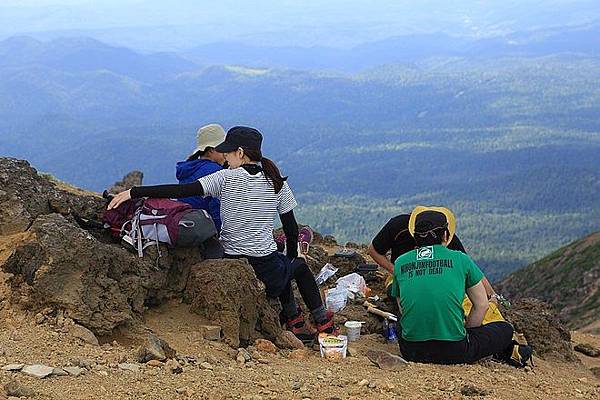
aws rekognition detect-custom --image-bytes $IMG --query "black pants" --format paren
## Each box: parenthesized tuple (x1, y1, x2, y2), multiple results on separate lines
(399, 321, 514, 364)
(225, 252, 323, 318)
(278, 257, 323, 316)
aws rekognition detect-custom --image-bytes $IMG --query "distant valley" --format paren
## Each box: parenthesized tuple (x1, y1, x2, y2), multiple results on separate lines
(0, 28, 599, 280)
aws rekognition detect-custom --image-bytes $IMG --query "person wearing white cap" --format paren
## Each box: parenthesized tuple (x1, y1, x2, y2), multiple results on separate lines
(108, 126, 337, 342)
(175, 124, 227, 231)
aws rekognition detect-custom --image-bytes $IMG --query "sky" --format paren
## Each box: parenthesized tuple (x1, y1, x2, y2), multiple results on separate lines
(0, 1, 598, 50)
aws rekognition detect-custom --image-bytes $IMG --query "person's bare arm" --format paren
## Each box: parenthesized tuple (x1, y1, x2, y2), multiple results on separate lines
(368, 243, 394, 273)
(481, 277, 498, 301)
(465, 280, 488, 328)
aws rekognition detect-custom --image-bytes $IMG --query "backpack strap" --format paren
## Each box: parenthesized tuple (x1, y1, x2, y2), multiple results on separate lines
(120, 205, 149, 257)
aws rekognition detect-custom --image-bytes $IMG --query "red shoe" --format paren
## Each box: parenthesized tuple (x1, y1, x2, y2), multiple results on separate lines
(287, 313, 317, 343)
(315, 310, 338, 335)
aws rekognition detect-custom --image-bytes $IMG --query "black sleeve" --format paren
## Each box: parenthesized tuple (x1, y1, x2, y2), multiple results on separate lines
(130, 181, 204, 199)
(448, 234, 467, 254)
(371, 218, 401, 255)
(280, 210, 299, 260)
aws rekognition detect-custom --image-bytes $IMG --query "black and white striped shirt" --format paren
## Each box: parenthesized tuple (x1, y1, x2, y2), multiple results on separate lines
(198, 168, 297, 256)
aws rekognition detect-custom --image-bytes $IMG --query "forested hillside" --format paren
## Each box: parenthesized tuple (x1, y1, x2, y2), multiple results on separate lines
(498, 232, 600, 331)
(0, 36, 598, 279)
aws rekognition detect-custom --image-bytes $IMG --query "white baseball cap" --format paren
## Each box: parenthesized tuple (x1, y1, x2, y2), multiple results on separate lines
(189, 124, 226, 158)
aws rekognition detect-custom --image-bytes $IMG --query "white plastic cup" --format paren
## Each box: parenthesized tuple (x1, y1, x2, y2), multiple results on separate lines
(344, 321, 362, 342)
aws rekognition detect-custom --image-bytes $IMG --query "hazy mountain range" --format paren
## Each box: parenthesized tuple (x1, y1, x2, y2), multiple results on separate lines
(186, 23, 600, 72)
(0, 21, 599, 280)
(1, 0, 599, 50)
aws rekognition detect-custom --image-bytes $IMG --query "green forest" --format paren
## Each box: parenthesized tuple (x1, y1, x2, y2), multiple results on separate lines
(0, 37, 598, 280)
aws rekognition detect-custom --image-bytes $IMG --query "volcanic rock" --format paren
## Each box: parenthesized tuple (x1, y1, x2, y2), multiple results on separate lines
(327, 252, 366, 277)
(501, 298, 578, 362)
(108, 171, 144, 194)
(4, 380, 35, 397)
(184, 259, 282, 348)
(255, 339, 278, 354)
(366, 350, 408, 371)
(136, 334, 176, 363)
(574, 343, 600, 357)
(22, 364, 54, 379)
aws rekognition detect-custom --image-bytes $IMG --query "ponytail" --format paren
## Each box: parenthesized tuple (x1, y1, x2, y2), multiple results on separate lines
(261, 156, 287, 193)
(242, 148, 287, 193)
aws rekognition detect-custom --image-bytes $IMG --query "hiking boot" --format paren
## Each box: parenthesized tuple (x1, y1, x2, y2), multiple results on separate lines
(315, 310, 338, 335)
(287, 313, 317, 343)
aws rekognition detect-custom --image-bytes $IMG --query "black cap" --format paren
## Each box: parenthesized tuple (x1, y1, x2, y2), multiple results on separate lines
(414, 211, 448, 234)
(214, 126, 263, 153)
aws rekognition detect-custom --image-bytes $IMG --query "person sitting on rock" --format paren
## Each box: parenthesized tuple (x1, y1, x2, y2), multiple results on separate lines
(108, 126, 335, 342)
(176, 124, 227, 232)
(390, 206, 518, 365)
(368, 213, 498, 300)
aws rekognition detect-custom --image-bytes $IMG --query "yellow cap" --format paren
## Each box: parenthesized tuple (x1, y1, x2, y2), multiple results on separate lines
(408, 205, 456, 243)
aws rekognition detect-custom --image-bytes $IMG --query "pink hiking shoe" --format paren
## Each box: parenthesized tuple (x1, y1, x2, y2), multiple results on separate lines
(298, 226, 313, 255)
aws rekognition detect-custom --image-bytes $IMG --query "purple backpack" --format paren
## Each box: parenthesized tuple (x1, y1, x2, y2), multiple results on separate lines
(104, 198, 192, 257)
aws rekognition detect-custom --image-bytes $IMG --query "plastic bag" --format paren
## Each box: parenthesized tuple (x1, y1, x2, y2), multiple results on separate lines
(335, 273, 367, 296)
(315, 263, 338, 286)
(325, 286, 348, 312)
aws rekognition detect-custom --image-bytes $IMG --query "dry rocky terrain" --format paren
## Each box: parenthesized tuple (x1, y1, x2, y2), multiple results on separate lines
(1, 302, 599, 400)
(1, 157, 599, 399)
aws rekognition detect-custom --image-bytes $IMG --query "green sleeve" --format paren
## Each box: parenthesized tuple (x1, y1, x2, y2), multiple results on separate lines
(390, 275, 399, 297)
(464, 254, 484, 288)
(390, 260, 401, 297)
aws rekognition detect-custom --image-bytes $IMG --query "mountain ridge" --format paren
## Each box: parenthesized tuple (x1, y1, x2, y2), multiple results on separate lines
(185, 22, 600, 72)
(0, 35, 598, 280)
(498, 231, 600, 332)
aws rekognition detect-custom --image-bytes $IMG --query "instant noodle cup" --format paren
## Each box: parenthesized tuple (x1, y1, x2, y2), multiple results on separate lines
(318, 334, 348, 360)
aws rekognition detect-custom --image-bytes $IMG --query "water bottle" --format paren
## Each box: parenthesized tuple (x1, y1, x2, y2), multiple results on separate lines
(387, 320, 398, 343)
(382, 319, 389, 339)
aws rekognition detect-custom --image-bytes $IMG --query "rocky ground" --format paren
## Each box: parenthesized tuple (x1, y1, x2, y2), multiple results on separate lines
(1, 157, 599, 399)
(1, 301, 600, 400)
(2, 240, 600, 400)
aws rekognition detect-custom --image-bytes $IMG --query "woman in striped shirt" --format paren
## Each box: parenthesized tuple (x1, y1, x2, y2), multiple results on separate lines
(108, 126, 334, 341)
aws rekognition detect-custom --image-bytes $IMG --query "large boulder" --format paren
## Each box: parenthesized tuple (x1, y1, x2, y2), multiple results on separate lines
(0, 157, 290, 348)
(0, 158, 105, 236)
(0, 157, 207, 336)
(1, 213, 203, 336)
(502, 298, 578, 362)
(183, 259, 283, 348)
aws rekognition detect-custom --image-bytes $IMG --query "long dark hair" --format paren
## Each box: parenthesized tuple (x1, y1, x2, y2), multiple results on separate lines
(243, 148, 287, 193)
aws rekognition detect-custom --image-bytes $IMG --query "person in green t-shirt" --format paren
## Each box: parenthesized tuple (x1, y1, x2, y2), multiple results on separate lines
(390, 206, 515, 364)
